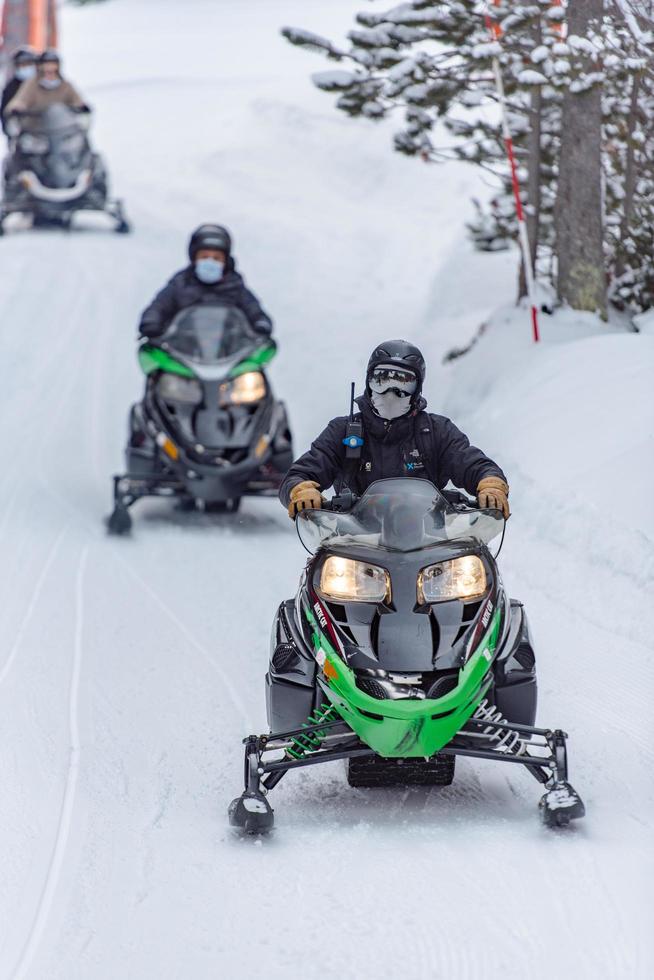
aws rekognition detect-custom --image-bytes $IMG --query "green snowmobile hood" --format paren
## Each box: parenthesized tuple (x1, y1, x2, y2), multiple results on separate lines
(138, 341, 276, 379)
(304, 605, 502, 759)
(138, 345, 195, 378)
(228, 340, 277, 378)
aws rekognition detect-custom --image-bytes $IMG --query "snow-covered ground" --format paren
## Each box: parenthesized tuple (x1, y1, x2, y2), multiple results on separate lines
(0, 1, 652, 978)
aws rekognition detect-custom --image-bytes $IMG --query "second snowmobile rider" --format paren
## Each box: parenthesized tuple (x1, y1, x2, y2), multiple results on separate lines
(4, 49, 88, 117)
(138, 224, 274, 338)
(281, 339, 510, 518)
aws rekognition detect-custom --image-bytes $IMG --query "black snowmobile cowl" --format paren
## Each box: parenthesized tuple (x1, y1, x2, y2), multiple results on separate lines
(307, 540, 497, 675)
(107, 304, 294, 533)
(229, 478, 585, 834)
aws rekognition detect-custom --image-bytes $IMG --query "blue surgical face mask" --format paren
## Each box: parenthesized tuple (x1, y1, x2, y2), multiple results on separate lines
(195, 258, 224, 285)
(15, 65, 36, 82)
(39, 76, 62, 90)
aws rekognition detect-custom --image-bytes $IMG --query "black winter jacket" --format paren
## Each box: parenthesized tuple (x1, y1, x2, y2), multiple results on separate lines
(279, 393, 506, 505)
(1, 78, 21, 133)
(138, 259, 273, 338)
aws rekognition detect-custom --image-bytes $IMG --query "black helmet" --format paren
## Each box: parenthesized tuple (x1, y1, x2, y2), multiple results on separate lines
(12, 46, 37, 66)
(39, 48, 61, 67)
(367, 339, 426, 392)
(188, 224, 232, 262)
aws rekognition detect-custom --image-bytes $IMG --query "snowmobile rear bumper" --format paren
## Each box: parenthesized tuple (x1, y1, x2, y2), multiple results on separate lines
(107, 454, 286, 533)
(0, 189, 129, 232)
(228, 715, 585, 834)
(118, 446, 285, 498)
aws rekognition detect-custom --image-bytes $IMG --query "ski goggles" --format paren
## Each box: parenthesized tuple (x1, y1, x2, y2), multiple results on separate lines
(368, 365, 417, 398)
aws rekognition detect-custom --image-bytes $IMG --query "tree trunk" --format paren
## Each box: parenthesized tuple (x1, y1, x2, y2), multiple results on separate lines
(614, 72, 641, 280)
(555, 0, 607, 317)
(519, 20, 543, 299)
(518, 82, 543, 298)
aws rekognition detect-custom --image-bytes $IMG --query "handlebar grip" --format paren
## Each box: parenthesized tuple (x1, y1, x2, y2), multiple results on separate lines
(441, 488, 479, 510)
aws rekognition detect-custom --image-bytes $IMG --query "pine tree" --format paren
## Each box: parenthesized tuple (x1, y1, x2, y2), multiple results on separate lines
(283, 2, 569, 299)
(603, 0, 654, 312)
(283, 1, 654, 315)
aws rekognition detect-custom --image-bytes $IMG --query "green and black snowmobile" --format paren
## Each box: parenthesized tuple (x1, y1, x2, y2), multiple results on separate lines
(229, 478, 585, 833)
(108, 303, 293, 532)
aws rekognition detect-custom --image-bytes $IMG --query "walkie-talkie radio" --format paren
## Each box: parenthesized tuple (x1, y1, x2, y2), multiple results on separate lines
(342, 382, 364, 458)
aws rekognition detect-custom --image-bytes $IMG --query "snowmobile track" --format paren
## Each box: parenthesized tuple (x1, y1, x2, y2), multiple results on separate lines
(0, 526, 69, 689)
(9, 547, 88, 980)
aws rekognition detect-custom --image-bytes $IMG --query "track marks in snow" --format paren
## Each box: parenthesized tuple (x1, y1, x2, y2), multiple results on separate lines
(9, 547, 88, 980)
(0, 526, 69, 690)
(0, 481, 22, 550)
(115, 555, 253, 731)
(35, 465, 256, 736)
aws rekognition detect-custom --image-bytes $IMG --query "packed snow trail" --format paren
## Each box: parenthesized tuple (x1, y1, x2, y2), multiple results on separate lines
(0, 2, 652, 978)
(9, 549, 88, 980)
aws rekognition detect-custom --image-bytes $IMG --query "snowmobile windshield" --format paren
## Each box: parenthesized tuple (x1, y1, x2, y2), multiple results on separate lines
(296, 478, 504, 555)
(162, 305, 257, 365)
(21, 103, 82, 136)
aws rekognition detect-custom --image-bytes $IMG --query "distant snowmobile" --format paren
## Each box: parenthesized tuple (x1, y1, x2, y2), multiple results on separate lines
(229, 478, 586, 833)
(107, 303, 294, 533)
(0, 104, 129, 233)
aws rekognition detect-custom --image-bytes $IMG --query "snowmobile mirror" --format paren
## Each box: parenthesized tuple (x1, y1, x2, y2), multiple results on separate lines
(326, 490, 357, 513)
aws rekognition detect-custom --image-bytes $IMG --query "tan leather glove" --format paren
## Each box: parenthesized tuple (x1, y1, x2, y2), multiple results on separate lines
(288, 480, 324, 519)
(477, 476, 510, 519)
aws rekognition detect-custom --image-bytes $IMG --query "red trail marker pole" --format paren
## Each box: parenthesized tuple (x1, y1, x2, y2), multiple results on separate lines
(484, 4, 540, 342)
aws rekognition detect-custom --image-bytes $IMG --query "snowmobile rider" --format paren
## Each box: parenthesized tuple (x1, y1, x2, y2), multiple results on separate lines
(138, 224, 273, 339)
(282, 340, 510, 519)
(1, 46, 38, 135)
(5, 50, 89, 118)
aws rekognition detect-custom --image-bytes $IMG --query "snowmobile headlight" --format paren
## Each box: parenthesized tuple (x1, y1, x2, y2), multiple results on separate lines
(62, 131, 86, 155)
(319, 556, 391, 603)
(418, 556, 487, 604)
(19, 132, 49, 154)
(157, 372, 202, 405)
(220, 372, 266, 406)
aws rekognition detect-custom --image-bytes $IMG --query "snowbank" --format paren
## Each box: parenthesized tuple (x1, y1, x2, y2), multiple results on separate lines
(442, 303, 654, 561)
(634, 308, 654, 335)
